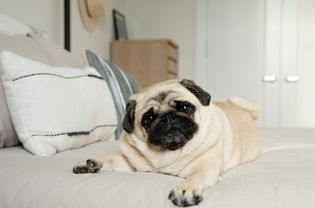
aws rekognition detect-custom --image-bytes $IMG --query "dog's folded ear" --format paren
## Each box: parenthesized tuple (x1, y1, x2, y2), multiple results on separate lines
(122, 100, 137, 133)
(180, 79, 211, 106)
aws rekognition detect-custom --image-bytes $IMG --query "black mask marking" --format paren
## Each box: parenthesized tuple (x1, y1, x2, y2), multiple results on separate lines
(148, 112, 198, 151)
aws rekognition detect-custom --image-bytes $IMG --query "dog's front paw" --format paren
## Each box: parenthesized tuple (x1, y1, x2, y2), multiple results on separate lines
(73, 159, 102, 174)
(168, 187, 203, 207)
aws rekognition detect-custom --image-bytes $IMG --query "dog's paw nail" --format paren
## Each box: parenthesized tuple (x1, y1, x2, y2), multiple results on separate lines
(193, 194, 203, 205)
(73, 159, 101, 174)
(86, 159, 101, 173)
(168, 187, 203, 207)
(73, 166, 79, 174)
(168, 189, 175, 200)
(73, 165, 88, 174)
(87, 159, 95, 167)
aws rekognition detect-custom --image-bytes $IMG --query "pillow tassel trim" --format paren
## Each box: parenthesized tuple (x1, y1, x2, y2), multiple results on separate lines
(31, 124, 117, 137)
(12, 72, 104, 82)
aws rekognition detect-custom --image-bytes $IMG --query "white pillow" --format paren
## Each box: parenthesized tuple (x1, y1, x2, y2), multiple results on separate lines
(0, 51, 117, 156)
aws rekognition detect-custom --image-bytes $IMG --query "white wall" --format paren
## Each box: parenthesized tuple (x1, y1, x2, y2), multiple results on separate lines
(0, 0, 125, 60)
(125, 0, 196, 80)
(1, 0, 196, 78)
(0, 0, 61, 43)
(71, 0, 126, 59)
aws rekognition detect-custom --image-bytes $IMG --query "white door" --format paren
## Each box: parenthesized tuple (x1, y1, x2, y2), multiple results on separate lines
(196, 0, 265, 126)
(196, 0, 315, 128)
(296, 0, 315, 128)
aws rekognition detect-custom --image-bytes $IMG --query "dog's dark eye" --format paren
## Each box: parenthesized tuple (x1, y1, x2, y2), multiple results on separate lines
(174, 101, 195, 115)
(141, 108, 157, 129)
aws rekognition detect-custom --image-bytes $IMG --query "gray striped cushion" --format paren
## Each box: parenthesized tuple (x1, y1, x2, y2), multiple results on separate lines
(85, 50, 141, 139)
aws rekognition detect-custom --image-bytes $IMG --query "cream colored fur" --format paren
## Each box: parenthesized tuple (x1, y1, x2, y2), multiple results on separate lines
(75, 80, 261, 206)
(228, 96, 262, 119)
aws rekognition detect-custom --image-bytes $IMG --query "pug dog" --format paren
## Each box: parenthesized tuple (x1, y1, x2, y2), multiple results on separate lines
(73, 79, 261, 207)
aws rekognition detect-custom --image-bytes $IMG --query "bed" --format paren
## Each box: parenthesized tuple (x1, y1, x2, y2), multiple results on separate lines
(1, 20, 314, 208)
(1, 128, 315, 208)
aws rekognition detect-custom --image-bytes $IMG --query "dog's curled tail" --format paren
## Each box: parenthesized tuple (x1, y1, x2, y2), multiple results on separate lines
(228, 96, 262, 120)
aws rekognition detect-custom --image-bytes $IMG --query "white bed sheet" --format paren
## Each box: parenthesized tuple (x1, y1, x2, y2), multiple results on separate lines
(0, 128, 315, 208)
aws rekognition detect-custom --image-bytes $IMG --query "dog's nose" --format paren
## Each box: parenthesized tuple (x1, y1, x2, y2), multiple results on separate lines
(165, 113, 176, 129)
(165, 113, 176, 124)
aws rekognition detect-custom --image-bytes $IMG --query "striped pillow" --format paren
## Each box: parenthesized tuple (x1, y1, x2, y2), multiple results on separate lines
(85, 50, 140, 139)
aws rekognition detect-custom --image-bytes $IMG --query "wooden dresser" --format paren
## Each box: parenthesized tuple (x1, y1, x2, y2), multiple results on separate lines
(111, 39, 178, 87)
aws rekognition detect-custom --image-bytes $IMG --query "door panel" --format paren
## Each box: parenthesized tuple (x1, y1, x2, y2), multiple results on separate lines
(280, 0, 299, 127)
(297, 0, 315, 127)
(206, 0, 265, 125)
(263, 0, 282, 127)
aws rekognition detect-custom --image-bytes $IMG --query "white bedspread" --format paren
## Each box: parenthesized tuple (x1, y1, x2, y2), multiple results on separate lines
(0, 128, 315, 208)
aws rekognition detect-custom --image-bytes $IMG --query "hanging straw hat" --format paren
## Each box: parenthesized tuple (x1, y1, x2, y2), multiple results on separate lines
(78, 0, 106, 32)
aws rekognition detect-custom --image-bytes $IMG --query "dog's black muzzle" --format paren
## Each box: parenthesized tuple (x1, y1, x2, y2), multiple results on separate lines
(148, 112, 198, 151)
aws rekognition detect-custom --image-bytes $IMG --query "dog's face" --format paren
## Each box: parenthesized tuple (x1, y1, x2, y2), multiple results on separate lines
(122, 79, 211, 151)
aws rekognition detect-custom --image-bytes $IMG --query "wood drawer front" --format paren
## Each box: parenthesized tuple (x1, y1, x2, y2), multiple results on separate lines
(168, 73, 178, 80)
(167, 59, 178, 74)
(168, 45, 178, 60)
